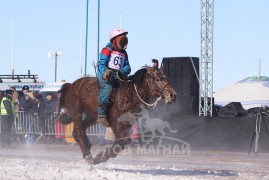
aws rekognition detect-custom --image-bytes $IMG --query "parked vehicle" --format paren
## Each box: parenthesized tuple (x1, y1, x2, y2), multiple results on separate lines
(38, 80, 67, 100)
(0, 71, 45, 92)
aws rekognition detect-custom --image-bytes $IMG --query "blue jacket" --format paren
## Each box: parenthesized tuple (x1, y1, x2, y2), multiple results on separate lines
(97, 43, 131, 79)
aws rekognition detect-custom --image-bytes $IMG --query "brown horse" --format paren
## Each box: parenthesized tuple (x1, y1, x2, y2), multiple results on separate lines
(58, 62, 176, 165)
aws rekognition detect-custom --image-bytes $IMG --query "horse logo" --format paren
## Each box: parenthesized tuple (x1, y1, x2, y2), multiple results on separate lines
(135, 105, 178, 144)
(116, 104, 190, 156)
(117, 104, 178, 145)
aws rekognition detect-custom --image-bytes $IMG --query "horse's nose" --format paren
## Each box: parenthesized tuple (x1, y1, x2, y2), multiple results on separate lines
(170, 93, 176, 101)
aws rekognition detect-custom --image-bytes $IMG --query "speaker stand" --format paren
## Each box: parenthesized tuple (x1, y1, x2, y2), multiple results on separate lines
(248, 107, 269, 155)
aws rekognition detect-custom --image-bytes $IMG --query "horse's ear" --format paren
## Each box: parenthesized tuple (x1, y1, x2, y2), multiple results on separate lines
(160, 63, 164, 72)
(145, 64, 152, 74)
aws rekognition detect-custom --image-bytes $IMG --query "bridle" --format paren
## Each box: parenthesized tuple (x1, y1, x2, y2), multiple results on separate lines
(159, 83, 169, 94)
(151, 71, 170, 96)
(117, 71, 169, 108)
(134, 84, 162, 108)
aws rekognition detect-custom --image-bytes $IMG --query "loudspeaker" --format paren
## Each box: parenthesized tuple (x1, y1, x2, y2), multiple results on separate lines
(154, 57, 200, 116)
(162, 57, 199, 96)
(218, 102, 246, 118)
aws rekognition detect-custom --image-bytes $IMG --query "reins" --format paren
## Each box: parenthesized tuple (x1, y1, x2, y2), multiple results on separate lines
(117, 71, 162, 109)
(133, 84, 162, 109)
(116, 71, 132, 82)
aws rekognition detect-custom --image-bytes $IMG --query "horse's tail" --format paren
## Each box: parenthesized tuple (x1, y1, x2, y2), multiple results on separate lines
(166, 121, 178, 133)
(57, 83, 73, 125)
(58, 83, 71, 108)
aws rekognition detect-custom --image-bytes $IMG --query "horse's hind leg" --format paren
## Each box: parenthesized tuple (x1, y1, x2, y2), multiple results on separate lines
(79, 115, 97, 150)
(73, 114, 94, 164)
(73, 127, 91, 150)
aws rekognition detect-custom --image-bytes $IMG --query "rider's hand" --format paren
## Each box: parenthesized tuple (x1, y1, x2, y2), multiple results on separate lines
(102, 69, 113, 81)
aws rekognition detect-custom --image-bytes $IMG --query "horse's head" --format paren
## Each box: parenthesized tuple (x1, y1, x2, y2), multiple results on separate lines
(144, 60, 177, 104)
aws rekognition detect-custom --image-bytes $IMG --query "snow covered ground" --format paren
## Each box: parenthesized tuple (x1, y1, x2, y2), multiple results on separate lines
(0, 144, 269, 179)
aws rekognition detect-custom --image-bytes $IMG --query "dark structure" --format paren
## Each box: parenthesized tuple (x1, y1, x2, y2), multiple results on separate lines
(218, 102, 247, 118)
(147, 57, 269, 153)
(152, 57, 199, 117)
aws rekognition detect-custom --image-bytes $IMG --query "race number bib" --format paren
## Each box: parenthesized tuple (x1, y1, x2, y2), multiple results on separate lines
(108, 51, 126, 70)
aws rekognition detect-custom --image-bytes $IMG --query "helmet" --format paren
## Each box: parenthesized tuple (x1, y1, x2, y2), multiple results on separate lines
(109, 28, 128, 41)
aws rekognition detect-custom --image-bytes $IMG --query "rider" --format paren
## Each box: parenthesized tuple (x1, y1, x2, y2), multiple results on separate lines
(97, 28, 131, 127)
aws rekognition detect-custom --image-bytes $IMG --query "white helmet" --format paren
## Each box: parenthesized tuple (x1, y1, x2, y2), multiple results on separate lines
(109, 28, 128, 41)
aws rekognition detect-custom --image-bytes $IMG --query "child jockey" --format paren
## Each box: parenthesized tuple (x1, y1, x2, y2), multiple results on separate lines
(97, 28, 131, 127)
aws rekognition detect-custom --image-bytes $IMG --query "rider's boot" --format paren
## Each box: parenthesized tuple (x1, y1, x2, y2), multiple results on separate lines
(97, 104, 110, 127)
(97, 115, 109, 127)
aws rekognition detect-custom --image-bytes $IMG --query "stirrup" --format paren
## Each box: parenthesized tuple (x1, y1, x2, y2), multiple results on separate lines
(97, 117, 109, 127)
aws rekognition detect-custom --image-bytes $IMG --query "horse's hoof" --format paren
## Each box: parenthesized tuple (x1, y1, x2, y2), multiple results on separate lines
(93, 152, 108, 165)
(85, 155, 94, 164)
(93, 155, 103, 165)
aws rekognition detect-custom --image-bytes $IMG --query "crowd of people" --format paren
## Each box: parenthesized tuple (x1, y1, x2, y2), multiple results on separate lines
(0, 85, 61, 148)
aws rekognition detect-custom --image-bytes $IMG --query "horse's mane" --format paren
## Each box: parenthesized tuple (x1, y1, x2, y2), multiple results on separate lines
(125, 68, 147, 87)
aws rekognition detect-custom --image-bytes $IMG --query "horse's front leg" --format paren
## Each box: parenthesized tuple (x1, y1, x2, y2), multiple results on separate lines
(73, 116, 94, 164)
(93, 138, 129, 165)
(93, 121, 130, 164)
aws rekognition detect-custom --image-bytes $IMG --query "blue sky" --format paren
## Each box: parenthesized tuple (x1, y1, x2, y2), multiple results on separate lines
(0, 0, 268, 91)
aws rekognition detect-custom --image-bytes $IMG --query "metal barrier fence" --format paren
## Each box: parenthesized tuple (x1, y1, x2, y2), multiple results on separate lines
(0, 111, 105, 138)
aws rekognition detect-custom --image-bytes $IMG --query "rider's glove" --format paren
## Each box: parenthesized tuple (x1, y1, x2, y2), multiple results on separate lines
(102, 69, 113, 81)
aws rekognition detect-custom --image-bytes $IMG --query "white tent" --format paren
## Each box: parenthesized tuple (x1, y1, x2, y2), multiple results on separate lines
(214, 76, 269, 109)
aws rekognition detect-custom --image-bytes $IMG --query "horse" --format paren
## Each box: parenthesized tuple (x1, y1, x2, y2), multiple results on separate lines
(58, 60, 177, 165)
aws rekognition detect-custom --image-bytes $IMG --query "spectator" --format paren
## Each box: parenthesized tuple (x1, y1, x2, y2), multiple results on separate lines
(0, 90, 16, 148)
(54, 92, 65, 144)
(18, 89, 34, 143)
(30, 92, 46, 132)
(44, 92, 56, 115)
(9, 86, 20, 142)
(18, 85, 33, 112)
(43, 92, 56, 142)
(21, 85, 30, 96)
(19, 93, 34, 112)
(25, 92, 46, 143)
(9, 85, 20, 113)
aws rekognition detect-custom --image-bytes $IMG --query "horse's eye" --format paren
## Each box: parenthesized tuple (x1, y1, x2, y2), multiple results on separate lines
(155, 78, 161, 82)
